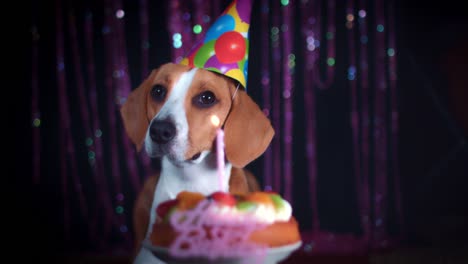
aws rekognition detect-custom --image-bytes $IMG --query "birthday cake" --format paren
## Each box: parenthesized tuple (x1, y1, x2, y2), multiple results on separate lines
(148, 191, 301, 259)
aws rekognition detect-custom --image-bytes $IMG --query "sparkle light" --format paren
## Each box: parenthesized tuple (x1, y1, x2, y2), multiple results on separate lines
(358, 9, 367, 18)
(193, 24, 202, 34)
(172, 33, 181, 41)
(360, 35, 368, 44)
(113, 70, 122, 78)
(57, 61, 65, 71)
(116, 193, 124, 201)
(377, 24, 384, 32)
(376, 218, 383, 227)
(172, 32, 182, 48)
(95, 129, 102, 137)
(314, 39, 320, 47)
(116, 206, 124, 214)
(348, 66, 356, 80)
(308, 17, 316, 25)
(387, 48, 395, 56)
(288, 54, 296, 69)
(271, 27, 279, 35)
(202, 15, 211, 23)
(115, 9, 125, 19)
(85, 137, 93, 146)
(101, 26, 110, 34)
(32, 118, 41, 127)
(119, 225, 128, 233)
(173, 40, 182, 48)
(88, 151, 96, 159)
(327, 57, 336, 66)
(303, 243, 314, 252)
(281, 0, 289, 6)
(271, 34, 279, 42)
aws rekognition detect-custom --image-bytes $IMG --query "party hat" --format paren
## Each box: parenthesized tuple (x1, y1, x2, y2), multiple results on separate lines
(179, 0, 252, 89)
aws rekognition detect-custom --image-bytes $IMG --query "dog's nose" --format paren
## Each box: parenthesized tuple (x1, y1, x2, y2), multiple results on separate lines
(149, 120, 176, 144)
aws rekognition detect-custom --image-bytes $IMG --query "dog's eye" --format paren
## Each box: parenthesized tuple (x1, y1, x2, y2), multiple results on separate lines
(194, 91, 217, 108)
(151, 84, 167, 102)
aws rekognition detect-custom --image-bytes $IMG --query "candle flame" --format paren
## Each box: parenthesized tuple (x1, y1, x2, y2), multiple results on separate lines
(210, 115, 220, 127)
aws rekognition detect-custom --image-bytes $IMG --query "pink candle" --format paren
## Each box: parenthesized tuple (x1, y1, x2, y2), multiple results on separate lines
(211, 115, 225, 190)
(216, 128, 225, 190)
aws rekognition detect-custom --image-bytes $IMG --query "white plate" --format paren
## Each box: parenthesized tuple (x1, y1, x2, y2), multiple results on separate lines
(142, 240, 302, 264)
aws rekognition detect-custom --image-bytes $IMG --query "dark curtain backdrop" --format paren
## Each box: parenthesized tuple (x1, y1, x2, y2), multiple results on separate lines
(18, 0, 468, 260)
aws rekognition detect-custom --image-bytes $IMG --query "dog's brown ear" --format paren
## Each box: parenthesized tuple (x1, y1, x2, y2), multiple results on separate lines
(224, 90, 275, 168)
(120, 70, 156, 151)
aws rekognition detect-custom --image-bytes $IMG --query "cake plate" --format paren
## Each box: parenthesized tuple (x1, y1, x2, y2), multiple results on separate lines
(142, 240, 302, 264)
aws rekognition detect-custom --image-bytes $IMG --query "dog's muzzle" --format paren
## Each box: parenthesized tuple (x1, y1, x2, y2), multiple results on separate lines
(149, 120, 176, 144)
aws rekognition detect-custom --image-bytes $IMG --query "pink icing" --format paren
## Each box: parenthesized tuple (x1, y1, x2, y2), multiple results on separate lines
(168, 199, 268, 261)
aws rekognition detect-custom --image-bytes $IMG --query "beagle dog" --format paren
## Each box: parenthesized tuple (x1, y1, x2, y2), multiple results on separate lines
(120, 62, 274, 262)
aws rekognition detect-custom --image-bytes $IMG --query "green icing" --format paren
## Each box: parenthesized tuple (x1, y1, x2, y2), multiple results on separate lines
(269, 194, 285, 210)
(236, 201, 256, 211)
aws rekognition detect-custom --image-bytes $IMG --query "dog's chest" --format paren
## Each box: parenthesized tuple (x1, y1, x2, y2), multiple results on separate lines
(146, 157, 231, 236)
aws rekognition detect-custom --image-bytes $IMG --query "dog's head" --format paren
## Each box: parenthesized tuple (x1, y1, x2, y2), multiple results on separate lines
(120, 63, 274, 168)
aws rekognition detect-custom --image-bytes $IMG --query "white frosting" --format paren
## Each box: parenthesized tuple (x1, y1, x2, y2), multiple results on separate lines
(205, 198, 293, 224)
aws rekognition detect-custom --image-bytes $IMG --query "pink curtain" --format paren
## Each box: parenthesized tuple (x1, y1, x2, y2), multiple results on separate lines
(30, 0, 404, 256)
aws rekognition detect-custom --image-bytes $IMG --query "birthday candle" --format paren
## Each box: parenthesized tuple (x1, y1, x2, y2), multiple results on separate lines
(211, 115, 225, 190)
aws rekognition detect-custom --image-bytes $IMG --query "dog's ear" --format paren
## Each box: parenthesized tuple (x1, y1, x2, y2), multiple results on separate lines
(224, 90, 275, 168)
(120, 69, 156, 151)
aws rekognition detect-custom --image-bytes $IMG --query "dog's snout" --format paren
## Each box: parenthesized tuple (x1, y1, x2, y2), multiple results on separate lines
(149, 120, 176, 144)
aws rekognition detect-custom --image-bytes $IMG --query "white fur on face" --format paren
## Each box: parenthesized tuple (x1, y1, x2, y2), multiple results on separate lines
(144, 68, 198, 164)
